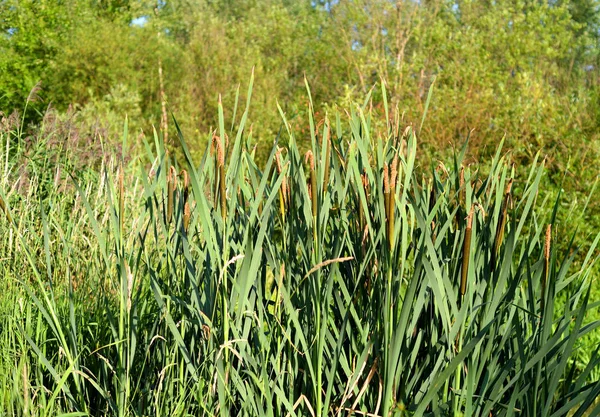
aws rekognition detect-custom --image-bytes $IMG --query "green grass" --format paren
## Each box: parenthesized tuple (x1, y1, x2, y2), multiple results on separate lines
(0, 79, 599, 416)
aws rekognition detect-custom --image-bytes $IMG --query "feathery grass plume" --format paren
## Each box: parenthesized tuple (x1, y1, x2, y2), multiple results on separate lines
(461, 204, 475, 299)
(167, 165, 176, 225)
(492, 178, 513, 271)
(541, 224, 552, 317)
(118, 163, 125, 233)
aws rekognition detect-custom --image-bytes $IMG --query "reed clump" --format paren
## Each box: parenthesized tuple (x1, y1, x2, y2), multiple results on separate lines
(3, 83, 599, 417)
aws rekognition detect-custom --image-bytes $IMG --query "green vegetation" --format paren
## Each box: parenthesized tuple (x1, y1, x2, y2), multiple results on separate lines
(1, 0, 600, 415)
(1, 77, 599, 415)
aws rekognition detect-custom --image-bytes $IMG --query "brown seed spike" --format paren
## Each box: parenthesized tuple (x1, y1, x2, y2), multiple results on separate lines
(383, 164, 390, 194)
(183, 201, 191, 233)
(180, 169, 190, 203)
(167, 166, 177, 225)
(275, 148, 283, 174)
(541, 224, 552, 318)
(492, 178, 513, 271)
(304, 150, 315, 171)
(545, 224, 551, 261)
(390, 154, 399, 189)
(461, 205, 475, 300)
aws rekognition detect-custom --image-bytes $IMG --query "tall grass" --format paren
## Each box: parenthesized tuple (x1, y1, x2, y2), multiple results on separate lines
(1, 78, 599, 416)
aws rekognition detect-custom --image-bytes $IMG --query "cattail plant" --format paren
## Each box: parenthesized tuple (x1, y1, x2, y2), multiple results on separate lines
(275, 147, 287, 223)
(491, 178, 513, 271)
(183, 201, 191, 234)
(167, 165, 176, 225)
(305, 150, 317, 220)
(541, 224, 552, 317)
(461, 204, 474, 300)
(213, 134, 226, 220)
(181, 169, 190, 233)
(388, 153, 398, 251)
(8, 80, 600, 417)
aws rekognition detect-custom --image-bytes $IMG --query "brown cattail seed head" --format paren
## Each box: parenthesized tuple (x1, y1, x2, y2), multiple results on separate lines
(168, 166, 177, 187)
(545, 224, 552, 261)
(466, 204, 474, 229)
(304, 150, 315, 171)
(180, 169, 189, 190)
(383, 164, 390, 194)
(183, 201, 191, 232)
(212, 134, 225, 167)
(275, 148, 283, 174)
(390, 154, 399, 188)
(505, 178, 513, 195)
(167, 166, 177, 224)
(217, 140, 224, 167)
(461, 204, 475, 298)
(361, 171, 369, 192)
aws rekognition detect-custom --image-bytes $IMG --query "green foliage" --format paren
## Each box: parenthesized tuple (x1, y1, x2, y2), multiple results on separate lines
(0, 82, 599, 416)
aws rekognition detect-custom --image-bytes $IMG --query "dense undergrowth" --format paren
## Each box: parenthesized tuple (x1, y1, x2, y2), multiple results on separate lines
(1, 80, 599, 416)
